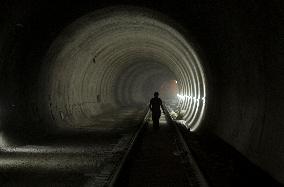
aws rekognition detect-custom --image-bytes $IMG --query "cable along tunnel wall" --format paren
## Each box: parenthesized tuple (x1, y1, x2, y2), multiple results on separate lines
(39, 7, 207, 130)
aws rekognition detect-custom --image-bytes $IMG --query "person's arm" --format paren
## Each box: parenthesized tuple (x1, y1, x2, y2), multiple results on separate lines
(149, 99, 153, 111)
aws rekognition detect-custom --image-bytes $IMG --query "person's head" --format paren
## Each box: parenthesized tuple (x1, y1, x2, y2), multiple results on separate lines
(154, 92, 159, 97)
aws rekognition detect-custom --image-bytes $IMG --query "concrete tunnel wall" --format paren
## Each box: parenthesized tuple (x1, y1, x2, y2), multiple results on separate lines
(38, 8, 206, 130)
(0, 0, 283, 184)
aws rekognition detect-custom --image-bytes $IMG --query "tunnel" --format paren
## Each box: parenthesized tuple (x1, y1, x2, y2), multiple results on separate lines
(0, 0, 283, 186)
(38, 7, 206, 131)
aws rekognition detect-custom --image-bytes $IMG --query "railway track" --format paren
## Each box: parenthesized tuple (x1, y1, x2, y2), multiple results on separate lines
(106, 106, 209, 187)
(82, 108, 151, 187)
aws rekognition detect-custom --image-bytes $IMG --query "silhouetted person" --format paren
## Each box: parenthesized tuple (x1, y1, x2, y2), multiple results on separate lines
(149, 92, 164, 129)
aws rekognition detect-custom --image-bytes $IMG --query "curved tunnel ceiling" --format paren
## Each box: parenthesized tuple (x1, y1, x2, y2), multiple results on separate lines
(40, 7, 207, 131)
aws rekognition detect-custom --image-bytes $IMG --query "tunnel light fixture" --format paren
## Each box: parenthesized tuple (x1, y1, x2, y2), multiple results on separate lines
(177, 94, 206, 101)
(177, 94, 185, 100)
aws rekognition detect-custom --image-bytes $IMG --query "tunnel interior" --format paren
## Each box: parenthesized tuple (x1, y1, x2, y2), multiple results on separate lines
(0, 0, 283, 185)
(37, 7, 206, 131)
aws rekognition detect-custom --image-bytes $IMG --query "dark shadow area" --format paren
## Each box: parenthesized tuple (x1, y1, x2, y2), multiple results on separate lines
(180, 127, 283, 187)
(0, 172, 87, 187)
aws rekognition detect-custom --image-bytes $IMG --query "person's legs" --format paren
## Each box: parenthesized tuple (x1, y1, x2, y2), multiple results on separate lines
(157, 111, 161, 128)
(152, 114, 157, 129)
(152, 112, 161, 129)
(154, 117, 159, 129)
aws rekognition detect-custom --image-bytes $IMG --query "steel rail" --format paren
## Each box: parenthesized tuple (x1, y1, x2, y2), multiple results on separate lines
(108, 108, 151, 186)
(164, 105, 209, 187)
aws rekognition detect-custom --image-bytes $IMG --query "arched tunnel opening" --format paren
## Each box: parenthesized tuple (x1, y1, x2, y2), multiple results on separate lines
(38, 7, 206, 132)
(0, 0, 283, 186)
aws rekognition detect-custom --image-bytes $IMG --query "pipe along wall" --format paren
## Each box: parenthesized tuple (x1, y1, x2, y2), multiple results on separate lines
(0, 0, 283, 184)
